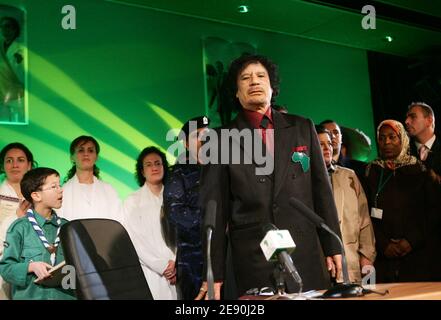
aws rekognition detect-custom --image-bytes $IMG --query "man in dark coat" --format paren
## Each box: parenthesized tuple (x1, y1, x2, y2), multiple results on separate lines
(163, 116, 210, 300)
(197, 54, 342, 299)
(405, 102, 441, 184)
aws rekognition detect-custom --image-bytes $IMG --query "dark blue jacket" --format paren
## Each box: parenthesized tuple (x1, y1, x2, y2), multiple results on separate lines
(163, 162, 203, 300)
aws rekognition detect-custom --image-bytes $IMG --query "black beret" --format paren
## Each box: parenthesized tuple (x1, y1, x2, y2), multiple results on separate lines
(178, 116, 210, 140)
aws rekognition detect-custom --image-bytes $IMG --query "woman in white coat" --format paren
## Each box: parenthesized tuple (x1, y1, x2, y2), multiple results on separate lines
(56, 136, 122, 222)
(123, 146, 177, 300)
(0, 142, 35, 299)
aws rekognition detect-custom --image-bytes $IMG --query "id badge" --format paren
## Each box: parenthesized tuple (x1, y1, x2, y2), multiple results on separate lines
(371, 207, 383, 220)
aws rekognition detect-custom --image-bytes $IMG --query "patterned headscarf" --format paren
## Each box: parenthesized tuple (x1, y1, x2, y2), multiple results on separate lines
(371, 119, 417, 170)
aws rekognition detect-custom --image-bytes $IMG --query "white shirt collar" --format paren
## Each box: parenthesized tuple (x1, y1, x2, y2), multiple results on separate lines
(415, 134, 436, 150)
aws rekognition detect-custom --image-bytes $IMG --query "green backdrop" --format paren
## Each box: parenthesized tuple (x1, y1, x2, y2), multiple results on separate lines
(0, 0, 376, 199)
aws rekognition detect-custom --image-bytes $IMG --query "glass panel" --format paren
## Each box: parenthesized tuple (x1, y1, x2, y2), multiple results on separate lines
(203, 37, 256, 127)
(0, 5, 26, 125)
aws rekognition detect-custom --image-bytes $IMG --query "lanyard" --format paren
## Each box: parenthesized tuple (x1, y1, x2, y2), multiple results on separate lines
(375, 168, 393, 207)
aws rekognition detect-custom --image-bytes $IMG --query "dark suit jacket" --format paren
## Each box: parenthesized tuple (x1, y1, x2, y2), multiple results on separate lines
(200, 109, 341, 295)
(410, 135, 441, 177)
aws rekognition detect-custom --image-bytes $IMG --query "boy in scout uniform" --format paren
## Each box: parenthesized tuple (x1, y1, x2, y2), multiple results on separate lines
(0, 167, 75, 299)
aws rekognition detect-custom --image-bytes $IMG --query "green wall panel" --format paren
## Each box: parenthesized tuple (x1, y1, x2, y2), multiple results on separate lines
(0, 0, 376, 198)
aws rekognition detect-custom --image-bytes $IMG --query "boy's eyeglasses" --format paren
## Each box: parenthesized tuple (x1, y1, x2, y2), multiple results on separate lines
(39, 185, 62, 192)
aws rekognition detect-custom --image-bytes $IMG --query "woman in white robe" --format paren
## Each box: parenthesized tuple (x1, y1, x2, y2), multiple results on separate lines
(56, 136, 122, 222)
(123, 146, 177, 300)
(0, 142, 35, 299)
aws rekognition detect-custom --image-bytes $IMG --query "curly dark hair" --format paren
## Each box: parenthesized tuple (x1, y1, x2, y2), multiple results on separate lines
(135, 146, 169, 187)
(224, 54, 280, 111)
(0, 142, 36, 175)
(66, 136, 101, 182)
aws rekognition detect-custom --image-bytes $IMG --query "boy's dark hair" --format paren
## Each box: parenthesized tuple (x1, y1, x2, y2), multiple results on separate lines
(135, 146, 169, 186)
(21, 167, 59, 204)
(0, 142, 36, 174)
(225, 54, 280, 111)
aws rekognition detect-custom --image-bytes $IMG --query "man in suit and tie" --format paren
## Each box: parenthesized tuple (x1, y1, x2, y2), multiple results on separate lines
(405, 102, 441, 184)
(197, 54, 342, 299)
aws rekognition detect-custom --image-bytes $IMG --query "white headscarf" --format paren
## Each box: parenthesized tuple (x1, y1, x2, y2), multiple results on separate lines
(371, 119, 418, 170)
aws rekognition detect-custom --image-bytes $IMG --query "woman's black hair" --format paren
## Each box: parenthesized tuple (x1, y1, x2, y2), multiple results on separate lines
(135, 146, 169, 187)
(0, 142, 36, 175)
(66, 135, 100, 181)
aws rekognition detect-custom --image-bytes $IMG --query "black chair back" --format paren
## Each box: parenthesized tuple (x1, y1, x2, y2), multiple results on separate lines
(60, 218, 153, 300)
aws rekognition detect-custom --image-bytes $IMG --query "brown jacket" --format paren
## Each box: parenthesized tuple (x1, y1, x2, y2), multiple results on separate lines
(331, 166, 376, 282)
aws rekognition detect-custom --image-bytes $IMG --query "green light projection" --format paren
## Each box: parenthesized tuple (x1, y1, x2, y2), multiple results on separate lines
(2, 51, 186, 199)
(0, 0, 376, 200)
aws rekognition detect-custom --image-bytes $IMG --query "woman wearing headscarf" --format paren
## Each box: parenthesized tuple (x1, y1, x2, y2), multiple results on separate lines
(363, 119, 441, 282)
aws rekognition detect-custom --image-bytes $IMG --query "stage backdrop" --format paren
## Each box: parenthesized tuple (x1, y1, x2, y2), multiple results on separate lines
(0, 0, 375, 198)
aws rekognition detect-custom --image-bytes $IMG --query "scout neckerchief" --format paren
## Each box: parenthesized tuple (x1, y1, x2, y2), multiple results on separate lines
(26, 209, 61, 266)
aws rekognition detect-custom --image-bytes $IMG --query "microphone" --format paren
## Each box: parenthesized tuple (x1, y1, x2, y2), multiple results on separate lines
(260, 223, 303, 294)
(204, 200, 217, 300)
(289, 197, 364, 298)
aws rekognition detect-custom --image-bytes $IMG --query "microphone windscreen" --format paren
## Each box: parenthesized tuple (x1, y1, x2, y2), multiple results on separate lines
(205, 200, 217, 230)
(289, 197, 324, 227)
(262, 223, 278, 235)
